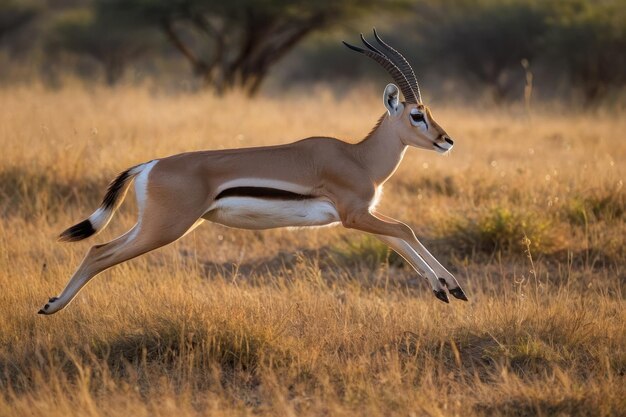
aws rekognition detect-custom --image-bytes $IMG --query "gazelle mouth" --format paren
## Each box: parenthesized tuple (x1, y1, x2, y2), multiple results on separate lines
(433, 142, 451, 153)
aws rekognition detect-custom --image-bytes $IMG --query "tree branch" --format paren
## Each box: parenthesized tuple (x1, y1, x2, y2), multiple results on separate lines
(161, 19, 208, 74)
(236, 15, 323, 93)
(190, 14, 225, 72)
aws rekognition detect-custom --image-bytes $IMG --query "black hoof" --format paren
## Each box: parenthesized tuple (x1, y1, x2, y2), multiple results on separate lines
(38, 309, 45, 314)
(433, 289, 449, 303)
(449, 287, 468, 301)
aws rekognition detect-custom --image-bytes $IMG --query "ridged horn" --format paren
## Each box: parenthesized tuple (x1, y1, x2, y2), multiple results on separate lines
(343, 37, 418, 104)
(373, 28, 422, 103)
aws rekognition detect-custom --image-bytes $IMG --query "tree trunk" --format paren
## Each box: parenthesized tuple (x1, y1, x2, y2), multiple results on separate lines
(103, 60, 124, 86)
(160, 13, 323, 97)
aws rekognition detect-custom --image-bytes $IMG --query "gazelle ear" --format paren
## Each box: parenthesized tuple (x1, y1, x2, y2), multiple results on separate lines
(383, 83, 402, 115)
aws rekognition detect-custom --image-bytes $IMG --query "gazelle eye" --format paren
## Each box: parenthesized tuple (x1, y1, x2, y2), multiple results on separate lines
(410, 113, 424, 122)
(409, 109, 429, 129)
(409, 109, 428, 129)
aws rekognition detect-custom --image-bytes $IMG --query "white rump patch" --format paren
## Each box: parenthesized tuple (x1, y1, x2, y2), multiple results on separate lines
(87, 160, 158, 232)
(203, 197, 340, 230)
(134, 160, 158, 214)
(130, 159, 159, 237)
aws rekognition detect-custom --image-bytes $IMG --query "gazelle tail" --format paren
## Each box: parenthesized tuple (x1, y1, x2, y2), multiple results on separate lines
(58, 163, 149, 242)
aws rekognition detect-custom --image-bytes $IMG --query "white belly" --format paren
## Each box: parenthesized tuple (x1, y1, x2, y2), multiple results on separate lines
(203, 197, 341, 230)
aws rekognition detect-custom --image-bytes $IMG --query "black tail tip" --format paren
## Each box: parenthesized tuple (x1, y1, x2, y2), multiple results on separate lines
(58, 219, 96, 242)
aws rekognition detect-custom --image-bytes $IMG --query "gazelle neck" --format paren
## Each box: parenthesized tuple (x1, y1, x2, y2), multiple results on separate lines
(354, 114, 407, 185)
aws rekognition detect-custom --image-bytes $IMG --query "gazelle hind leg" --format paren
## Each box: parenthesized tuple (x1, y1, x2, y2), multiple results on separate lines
(39, 215, 202, 315)
(40, 225, 140, 314)
(40, 158, 212, 315)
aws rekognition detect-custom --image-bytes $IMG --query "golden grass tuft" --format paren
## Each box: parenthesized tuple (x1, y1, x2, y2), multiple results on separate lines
(0, 85, 624, 416)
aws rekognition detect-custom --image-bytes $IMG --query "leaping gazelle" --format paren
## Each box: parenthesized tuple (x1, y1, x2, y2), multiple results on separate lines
(39, 30, 467, 315)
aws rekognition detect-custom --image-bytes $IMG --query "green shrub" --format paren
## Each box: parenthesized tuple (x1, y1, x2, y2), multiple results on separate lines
(330, 235, 405, 269)
(565, 191, 624, 226)
(447, 206, 554, 255)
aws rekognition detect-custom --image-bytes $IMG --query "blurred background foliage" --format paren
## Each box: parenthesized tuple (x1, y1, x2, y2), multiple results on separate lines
(0, 0, 624, 105)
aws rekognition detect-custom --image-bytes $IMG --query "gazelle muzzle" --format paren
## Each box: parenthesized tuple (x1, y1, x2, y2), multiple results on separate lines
(434, 136, 454, 153)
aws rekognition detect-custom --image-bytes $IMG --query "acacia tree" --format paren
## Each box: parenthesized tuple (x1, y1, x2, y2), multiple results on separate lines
(416, 0, 548, 101)
(103, 0, 390, 95)
(545, 0, 626, 104)
(0, 0, 40, 42)
(49, 7, 160, 85)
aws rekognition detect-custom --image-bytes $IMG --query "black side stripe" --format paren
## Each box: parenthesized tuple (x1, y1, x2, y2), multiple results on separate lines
(215, 187, 313, 201)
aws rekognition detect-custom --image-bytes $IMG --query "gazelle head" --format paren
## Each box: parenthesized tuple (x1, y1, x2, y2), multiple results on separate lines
(344, 30, 454, 154)
(382, 83, 454, 154)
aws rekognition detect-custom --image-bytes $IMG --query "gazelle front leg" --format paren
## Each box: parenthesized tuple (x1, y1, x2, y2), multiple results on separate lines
(341, 209, 449, 302)
(374, 212, 467, 301)
(375, 235, 449, 303)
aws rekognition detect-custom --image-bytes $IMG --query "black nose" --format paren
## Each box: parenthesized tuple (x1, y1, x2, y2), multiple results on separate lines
(444, 137, 454, 145)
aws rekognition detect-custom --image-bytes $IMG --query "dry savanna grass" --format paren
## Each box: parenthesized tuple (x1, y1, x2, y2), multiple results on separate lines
(0, 85, 624, 416)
